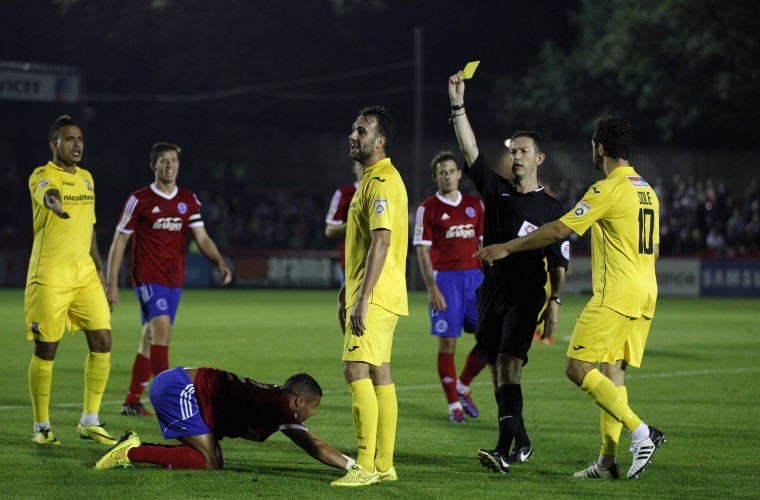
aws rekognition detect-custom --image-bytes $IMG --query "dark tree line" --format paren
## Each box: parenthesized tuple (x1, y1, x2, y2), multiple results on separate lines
(490, 0, 760, 148)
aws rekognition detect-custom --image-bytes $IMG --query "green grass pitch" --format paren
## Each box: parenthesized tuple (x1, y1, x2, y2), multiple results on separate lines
(1, 288, 758, 498)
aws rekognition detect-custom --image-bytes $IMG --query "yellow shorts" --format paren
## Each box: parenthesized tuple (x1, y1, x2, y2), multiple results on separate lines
(25, 278, 111, 342)
(567, 305, 652, 368)
(342, 303, 399, 366)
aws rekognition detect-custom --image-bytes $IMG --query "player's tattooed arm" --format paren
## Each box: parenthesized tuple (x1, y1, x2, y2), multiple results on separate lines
(43, 189, 70, 218)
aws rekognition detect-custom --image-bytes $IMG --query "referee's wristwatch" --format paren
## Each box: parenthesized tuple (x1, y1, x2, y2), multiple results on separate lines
(550, 296, 563, 306)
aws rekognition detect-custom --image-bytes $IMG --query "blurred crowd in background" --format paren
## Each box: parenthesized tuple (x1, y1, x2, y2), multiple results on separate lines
(548, 175, 760, 257)
(5, 168, 757, 258)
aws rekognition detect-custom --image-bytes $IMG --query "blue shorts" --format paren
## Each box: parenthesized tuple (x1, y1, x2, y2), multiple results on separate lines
(149, 366, 213, 440)
(430, 269, 483, 337)
(134, 284, 182, 324)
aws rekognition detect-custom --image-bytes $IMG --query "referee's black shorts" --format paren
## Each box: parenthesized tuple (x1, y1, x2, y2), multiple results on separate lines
(475, 281, 546, 366)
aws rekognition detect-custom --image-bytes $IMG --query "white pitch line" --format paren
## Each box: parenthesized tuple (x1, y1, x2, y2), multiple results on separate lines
(2, 366, 758, 411)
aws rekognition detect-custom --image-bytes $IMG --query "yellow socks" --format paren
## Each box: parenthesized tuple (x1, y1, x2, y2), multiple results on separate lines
(29, 355, 54, 424)
(83, 352, 111, 415)
(374, 383, 397, 472)
(30, 352, 111, 427)
(581, 369, 642, 432)
(600, 385, 627, 456)
(349, 378, 377, 471)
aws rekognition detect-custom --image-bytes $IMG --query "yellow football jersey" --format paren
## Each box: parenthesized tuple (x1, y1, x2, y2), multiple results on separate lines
(27, 161, 99, 287)
(560, 166, 659, 318)
(344, 158, 409, 316)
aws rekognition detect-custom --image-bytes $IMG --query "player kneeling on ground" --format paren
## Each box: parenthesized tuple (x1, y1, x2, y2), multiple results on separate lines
(95, 366, 354, 474)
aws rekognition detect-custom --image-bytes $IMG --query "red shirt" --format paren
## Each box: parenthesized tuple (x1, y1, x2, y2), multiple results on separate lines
(116, 184, 203, 287)
(325, 182, 358, 269)
(193, 367, 306, 442)
(413, 191, 484, 271)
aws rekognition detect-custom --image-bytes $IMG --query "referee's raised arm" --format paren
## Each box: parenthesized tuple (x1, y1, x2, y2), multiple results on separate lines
(448, 71, 479, 167)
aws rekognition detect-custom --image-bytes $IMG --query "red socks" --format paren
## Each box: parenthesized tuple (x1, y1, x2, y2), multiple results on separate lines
(150, 344, 169, 376)
(124, 353, 152, 405)
(123, 346, 170, 406)
(459, 346, 487, 386)
(437, 352, 459, 404)
(128, 444, 207, 469)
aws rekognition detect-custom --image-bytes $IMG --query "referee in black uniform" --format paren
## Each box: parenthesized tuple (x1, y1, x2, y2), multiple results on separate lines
(448, 70, 569, 473)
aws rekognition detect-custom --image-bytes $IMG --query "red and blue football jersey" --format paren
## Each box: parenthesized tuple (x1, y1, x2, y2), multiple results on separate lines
(116, 184, 203, 287)
(193, 367, 306, 442)
(413, 191, 484, 271)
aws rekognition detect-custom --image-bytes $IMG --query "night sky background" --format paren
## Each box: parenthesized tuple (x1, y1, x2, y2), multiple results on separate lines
(2, 0, 758, 261)
(2, 1, 580, 187)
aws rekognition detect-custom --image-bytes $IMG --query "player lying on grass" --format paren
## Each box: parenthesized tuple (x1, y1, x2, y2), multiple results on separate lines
(94, 366, 355, 472)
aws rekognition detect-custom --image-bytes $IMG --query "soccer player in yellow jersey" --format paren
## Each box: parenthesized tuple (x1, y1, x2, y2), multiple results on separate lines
(25, 115, 116, 446)
(476, 116, 664, 480)
(331, 106, 408, 487)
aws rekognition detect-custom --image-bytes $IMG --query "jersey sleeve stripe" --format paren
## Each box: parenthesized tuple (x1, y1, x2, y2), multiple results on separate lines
(415, 205, 425, 225)
(123, 195, 139, 216)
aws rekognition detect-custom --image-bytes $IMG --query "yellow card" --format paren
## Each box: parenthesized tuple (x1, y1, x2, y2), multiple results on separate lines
(462, 60, 480, 79)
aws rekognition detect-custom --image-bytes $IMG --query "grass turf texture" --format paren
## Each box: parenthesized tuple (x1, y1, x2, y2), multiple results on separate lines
(0, 288, 758, 498)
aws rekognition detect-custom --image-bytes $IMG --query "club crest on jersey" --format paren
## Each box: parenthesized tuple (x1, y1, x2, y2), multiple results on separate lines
(435, 319, 448, 333)
(573, 201, 591, 217)
(38, 179, 49, 189)
(465, 206, 476, 218)
(518, 220, 539, 237)
(156, 298, 168, 311)
(177, 202, 188, 214)
(374, 198, 387, 215)
(561, 241, 571, 260)
(627, 176, 649, 187)
(85, 180, 93, 191)
(32, 322, 40, 334)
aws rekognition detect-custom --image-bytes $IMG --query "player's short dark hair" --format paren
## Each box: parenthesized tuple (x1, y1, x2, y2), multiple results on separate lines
(359, 106, 395, 150)
(593, 116, 631, 160)
(284, 373, 323, 399)
(509, 130, 543, 155)
(49, 115, 79, 143)
(429, 151, 460, 175)
(150, 142, 182, 166)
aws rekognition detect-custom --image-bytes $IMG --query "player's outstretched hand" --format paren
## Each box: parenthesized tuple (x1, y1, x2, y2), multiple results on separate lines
(44, 190, 70, 218)
(474, 243, 510, 266)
